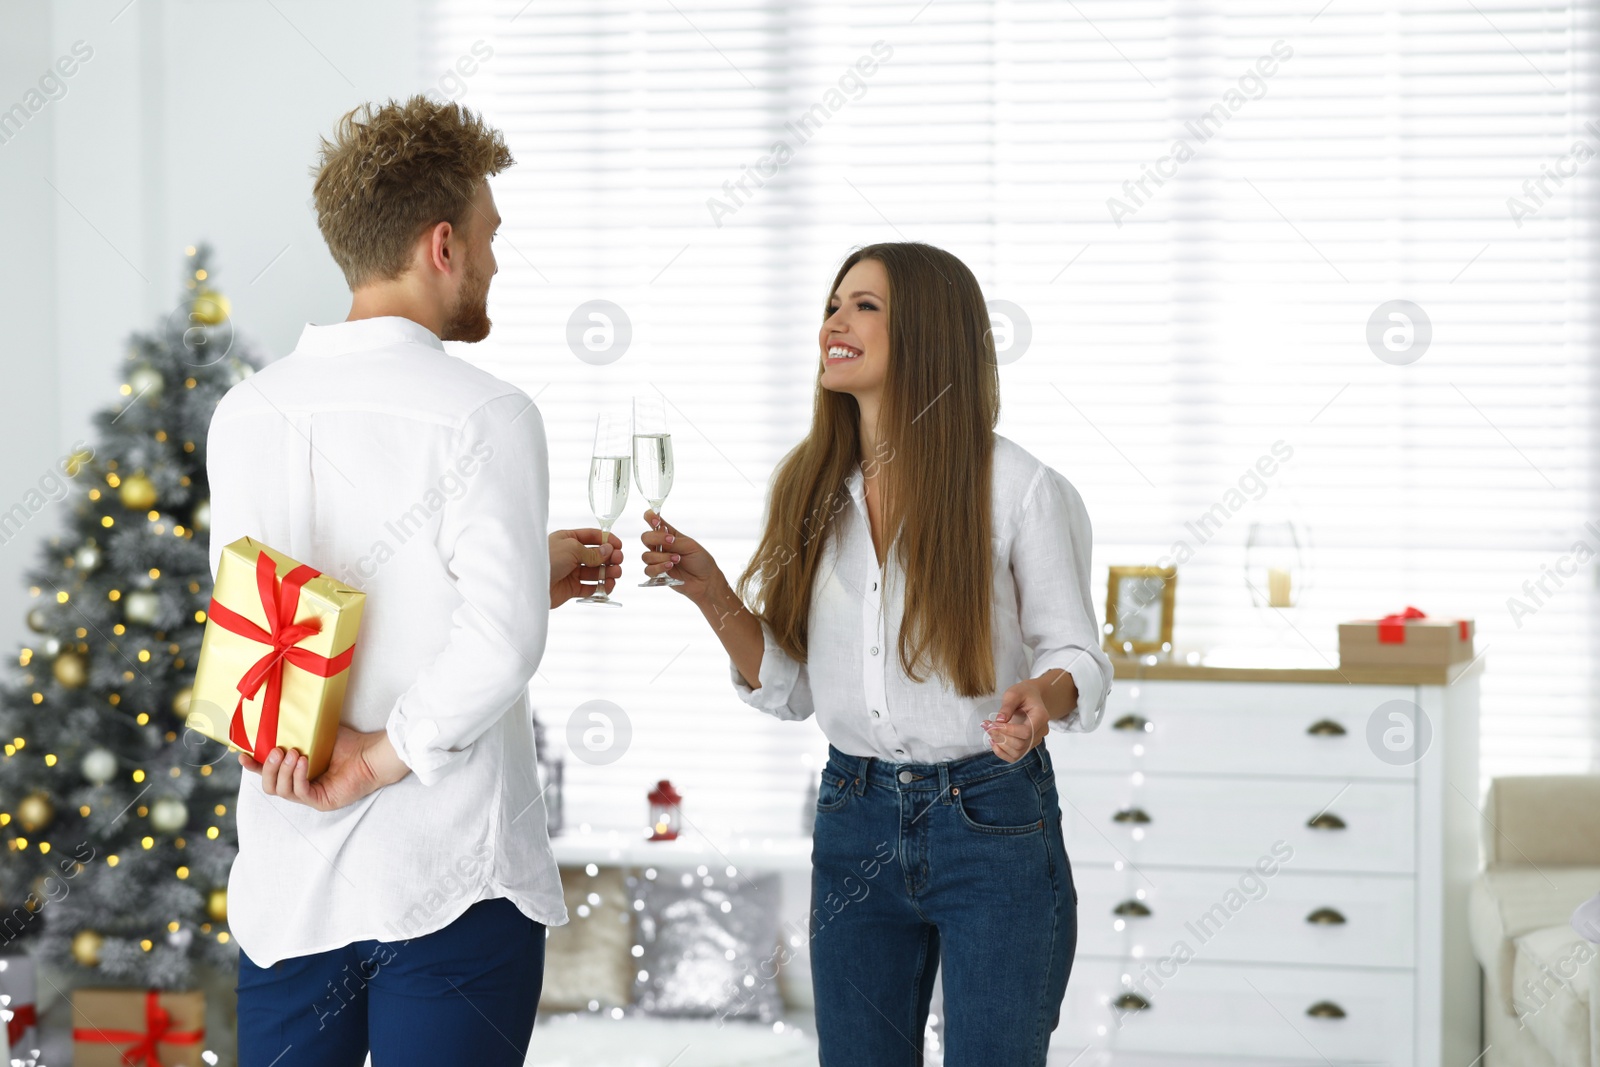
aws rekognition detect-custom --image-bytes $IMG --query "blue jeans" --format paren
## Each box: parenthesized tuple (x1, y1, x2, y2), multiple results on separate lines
(810, 743, 1077, 1067)
(236, 896, 544, 1067)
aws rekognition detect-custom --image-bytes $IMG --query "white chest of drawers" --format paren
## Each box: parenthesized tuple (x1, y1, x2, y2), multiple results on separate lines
(1046, 659, 1481, 1067)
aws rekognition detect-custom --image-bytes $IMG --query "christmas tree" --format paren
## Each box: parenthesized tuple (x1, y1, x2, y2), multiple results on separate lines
(0, 245, 258, 988)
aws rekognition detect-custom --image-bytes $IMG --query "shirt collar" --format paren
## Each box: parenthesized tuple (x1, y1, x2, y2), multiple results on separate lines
(292, 316, 445, 357)
(844, 464, 867, 516)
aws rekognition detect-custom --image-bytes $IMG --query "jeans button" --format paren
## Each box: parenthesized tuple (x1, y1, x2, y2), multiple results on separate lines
(898, 770, 914, 784)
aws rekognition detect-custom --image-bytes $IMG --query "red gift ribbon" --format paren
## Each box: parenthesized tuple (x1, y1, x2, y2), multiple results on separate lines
(72, 990, 203, 1067)
(7, 1001, 36, 1044)
(205, 550, 355, 764)
(1376, 606, 1427, 644)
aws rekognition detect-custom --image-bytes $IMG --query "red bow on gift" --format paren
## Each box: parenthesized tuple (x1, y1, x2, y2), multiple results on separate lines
(205, 551, 355, 764)
(1376, 606, 1428, 643)
(7, 1001, 36, 1045)
(72, 990, 203, 1067)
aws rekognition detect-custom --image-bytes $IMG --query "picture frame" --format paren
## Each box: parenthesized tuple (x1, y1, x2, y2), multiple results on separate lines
(1104, 565, 1177, 654)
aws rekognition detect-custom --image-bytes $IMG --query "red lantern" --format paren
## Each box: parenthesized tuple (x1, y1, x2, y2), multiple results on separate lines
(648, 779, 682, 841)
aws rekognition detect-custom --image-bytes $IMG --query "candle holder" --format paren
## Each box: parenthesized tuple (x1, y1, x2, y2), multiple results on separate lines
(648, 779, 682, 841)
(1245, 519, 1311, 610)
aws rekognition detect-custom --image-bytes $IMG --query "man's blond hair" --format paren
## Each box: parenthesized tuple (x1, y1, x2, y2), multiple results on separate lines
(311, 94, 513, 288)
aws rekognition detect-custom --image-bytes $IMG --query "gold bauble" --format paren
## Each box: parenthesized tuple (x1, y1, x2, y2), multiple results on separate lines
(172, 685, 193, 717)
(118, 473, 158, 511)
(17, 792, 54, 833)
(52, 650, 87, 689)
(206, 887, 227, 923)
(71, 929, 103, 967)
(191, 290, 232, 326)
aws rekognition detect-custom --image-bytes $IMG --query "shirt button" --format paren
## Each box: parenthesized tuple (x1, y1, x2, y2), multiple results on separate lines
(898, 770, 914, 784)
(895, 749, 907, 757)
(870, 708, 880, 717)
(872, 581, 878, 591)
(870, 646, 880, 656)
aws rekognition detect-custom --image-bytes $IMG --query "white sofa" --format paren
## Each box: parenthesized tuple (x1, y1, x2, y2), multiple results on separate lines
(1469, 776, 1600, 1067)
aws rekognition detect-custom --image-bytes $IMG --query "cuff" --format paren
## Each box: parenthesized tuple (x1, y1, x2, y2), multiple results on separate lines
(385, 709, 467, 787)
(729, 620, 800, 713)
(1037, 650, 1110, 733)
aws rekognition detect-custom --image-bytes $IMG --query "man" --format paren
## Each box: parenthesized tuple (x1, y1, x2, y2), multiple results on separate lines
(206, 95, 619, 1065)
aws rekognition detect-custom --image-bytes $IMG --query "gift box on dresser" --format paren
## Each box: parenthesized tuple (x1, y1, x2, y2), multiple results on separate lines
(0, 953, 36, 1056)
(1338, 606, 1475, 667)
(188, 537, 365, 778)
(72, 989, 205, 1067)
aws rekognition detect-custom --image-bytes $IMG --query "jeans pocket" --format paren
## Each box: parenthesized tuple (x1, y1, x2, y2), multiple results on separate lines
(954, 769, 1046, 835)
(816, 769, 853, 813)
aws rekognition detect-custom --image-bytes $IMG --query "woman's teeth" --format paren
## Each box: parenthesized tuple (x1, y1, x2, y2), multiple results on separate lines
(827, 346, 861, 360)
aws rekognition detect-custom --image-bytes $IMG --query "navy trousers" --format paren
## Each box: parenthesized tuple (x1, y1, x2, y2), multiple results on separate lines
(236, 896, 545, 1067)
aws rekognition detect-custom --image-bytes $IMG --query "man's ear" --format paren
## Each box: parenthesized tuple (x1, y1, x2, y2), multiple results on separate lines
(423, 220, 455, 274)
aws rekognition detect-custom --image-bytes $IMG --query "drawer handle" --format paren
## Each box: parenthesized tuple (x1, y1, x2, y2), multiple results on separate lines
(1113, 714, 1150, 732)
(1113, 899, 1152, 917)
(1306, 719, 1346, 736)
(1113, 807, 1152, 825)
(1306, 1000, 1346, 1019)
(1305, 907, 1347, 925)
(1113, 992, 1151, 1011)
(1306, 812, 1346, 831)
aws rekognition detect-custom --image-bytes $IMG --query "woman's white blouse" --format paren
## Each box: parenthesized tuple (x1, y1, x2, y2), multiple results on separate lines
(730, 434, 1112, 762)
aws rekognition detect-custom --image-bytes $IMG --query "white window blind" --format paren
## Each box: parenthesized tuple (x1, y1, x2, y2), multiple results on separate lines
(425, 0, 1599, 837)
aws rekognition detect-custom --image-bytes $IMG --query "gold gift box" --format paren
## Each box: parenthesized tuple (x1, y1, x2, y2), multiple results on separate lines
(188, 536, 364, 779)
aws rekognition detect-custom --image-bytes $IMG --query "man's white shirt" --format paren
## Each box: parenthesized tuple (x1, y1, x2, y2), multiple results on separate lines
(206, 315, 564, 966)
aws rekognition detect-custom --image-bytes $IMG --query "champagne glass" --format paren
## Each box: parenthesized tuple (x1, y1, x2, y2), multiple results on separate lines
(578, 410, 631, 606)
(633, 396, 684, 587)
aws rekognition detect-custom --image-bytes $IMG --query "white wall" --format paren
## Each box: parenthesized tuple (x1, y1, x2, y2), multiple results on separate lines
(0, 0, 431, 654)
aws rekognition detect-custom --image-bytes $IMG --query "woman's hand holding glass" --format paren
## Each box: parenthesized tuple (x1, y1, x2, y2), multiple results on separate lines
(639, 509, 720, 605)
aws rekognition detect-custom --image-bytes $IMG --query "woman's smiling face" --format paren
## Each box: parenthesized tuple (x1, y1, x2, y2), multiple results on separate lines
(819, 258, 889, 396)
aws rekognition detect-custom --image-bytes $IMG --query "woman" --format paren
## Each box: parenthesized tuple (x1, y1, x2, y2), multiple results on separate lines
(638, 242, 1112, 1066)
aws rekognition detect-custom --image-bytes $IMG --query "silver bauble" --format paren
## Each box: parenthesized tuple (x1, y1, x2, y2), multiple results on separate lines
(81, 748, 116, 785)
(127, 364, 164, 399)
(124, 590, 160, 626)
(149, 797, 187, 833)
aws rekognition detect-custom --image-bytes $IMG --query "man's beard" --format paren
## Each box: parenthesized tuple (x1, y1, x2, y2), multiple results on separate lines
(441, 257, 492, 342)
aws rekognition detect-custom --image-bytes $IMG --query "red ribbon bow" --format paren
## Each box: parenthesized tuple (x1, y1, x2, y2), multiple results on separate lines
(205, 550, 354, 764)
(1376, 606, 1427, 643)
(72, 990, 203, 1067)
(7, 1001, 36, 1045)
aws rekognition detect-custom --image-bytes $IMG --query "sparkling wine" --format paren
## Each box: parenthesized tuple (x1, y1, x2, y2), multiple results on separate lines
(588, 455, 632, 525)
(633, 433, 674, 506)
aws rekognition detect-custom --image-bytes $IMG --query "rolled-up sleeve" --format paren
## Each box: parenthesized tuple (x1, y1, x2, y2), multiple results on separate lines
(730, 618, 816, 722)
(1011, 466, 1113, 732)
(385, 392, 551, 784)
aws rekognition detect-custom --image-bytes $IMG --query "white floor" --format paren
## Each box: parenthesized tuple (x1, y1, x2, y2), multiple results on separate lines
(523, 1015, 1334, 1067)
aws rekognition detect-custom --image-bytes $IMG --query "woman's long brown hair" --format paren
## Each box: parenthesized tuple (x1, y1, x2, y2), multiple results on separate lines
(736, 242, 1001, 698)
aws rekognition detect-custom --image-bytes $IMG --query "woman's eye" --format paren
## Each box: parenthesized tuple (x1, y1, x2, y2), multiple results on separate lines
(858, 301, 877, 311)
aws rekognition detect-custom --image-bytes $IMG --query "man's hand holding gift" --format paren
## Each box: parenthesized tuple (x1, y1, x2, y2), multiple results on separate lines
(241, 726, 409, 811)
(242, 530, 623, 810)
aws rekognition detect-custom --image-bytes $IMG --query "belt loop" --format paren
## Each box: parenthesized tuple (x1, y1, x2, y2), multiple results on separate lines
(854, 755, 871, 795)
(939, 762, 952, 803)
